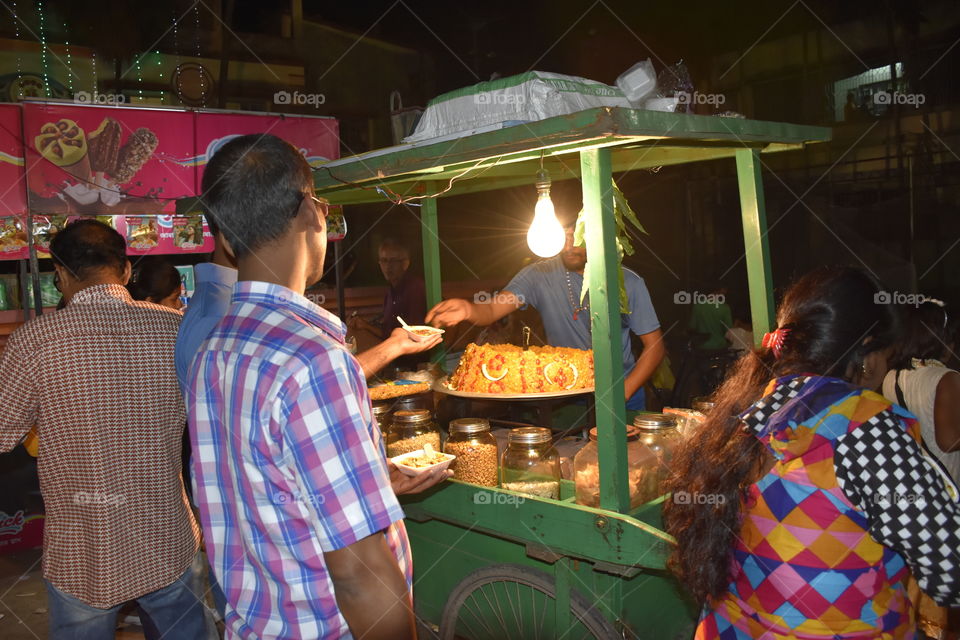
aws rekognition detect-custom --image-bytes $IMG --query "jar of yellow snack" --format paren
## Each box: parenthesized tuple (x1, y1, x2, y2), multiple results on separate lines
(444, 418, 498, 486)
(387, 410, 440, 458)
(500, 427, 560, 499)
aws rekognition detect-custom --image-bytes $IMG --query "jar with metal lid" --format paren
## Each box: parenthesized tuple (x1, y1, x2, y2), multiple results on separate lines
(444, 418, 498, 486)
(573, 427, 658, 509)
(692, 398, 715, 414)
(500, 427, 560, 499)
(633, 413, 682, 502)
(387, 409, 440, 457)
(372, 402, 392, 440)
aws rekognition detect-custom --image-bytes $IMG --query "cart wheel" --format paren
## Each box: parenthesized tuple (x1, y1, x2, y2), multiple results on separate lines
(438, 564, 618, 640)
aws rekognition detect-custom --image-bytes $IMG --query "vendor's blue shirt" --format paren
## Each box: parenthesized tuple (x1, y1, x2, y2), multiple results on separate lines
(175, 262, 237, 390)
(505, 257, 660, 409)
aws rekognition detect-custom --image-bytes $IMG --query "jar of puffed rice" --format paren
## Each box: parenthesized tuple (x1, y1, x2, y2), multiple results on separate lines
(500, 427, 560, 500)
(387, 409, 441, 458)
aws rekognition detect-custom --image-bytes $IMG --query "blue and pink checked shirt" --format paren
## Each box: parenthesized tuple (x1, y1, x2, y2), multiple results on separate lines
(187, 281, 411, 640)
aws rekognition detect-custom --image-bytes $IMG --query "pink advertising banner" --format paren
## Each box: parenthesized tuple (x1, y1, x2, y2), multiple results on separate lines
(8, 104, 340, 259)
(0, 104, 27, 260)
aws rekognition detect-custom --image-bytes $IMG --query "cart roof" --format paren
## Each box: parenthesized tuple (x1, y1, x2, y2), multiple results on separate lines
(313, 107, 831, 205)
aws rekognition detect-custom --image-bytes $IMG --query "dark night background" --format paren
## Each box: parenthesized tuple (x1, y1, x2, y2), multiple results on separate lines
(0, 0, 958, 345)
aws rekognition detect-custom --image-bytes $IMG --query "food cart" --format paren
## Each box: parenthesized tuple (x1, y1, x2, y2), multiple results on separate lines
(314, 107, 830, 639)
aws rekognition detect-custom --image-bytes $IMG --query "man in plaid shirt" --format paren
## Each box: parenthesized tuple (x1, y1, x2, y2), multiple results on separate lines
(187, 134, 443, 639)
(0, 220, 206, 638)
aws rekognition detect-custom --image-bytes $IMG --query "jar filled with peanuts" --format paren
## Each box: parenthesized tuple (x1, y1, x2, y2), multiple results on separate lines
(444, 418, 498, 486)
(387, 409, 441, 457)
(500, 427, 560, 499)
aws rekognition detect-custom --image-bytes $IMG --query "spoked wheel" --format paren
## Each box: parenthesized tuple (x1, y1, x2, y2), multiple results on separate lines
(438, 564, 619, 640)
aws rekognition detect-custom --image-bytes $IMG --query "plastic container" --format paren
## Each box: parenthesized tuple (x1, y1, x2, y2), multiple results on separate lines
(616, 59, 657, 105)
(444, 418, 498, 486)
(573, 427, 658, 509)
(387, 409, 441, 458)
(633, 413, 682, 502)
(500, 427, 560, 499)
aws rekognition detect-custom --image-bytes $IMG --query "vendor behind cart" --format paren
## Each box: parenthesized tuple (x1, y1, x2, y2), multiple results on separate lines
(427, 225, 664, 409)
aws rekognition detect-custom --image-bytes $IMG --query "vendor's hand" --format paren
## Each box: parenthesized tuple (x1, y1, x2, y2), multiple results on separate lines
(425, 298, 472, 328)
(389, 461, 453, 495)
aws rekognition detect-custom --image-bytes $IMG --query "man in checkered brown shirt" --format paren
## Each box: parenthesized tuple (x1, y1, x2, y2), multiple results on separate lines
(0, 220, 206, 639)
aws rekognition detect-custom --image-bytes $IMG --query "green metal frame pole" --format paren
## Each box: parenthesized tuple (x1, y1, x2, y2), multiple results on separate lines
(735, 149, 775, 344)
(420, 189, 443, 309)
(420, 186, 445, 363)
(581, 148, 629, 513)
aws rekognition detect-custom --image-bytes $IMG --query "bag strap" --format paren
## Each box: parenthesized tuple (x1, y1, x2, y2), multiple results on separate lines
(390, 90, 402, 112)
(894, 369, 907, 407)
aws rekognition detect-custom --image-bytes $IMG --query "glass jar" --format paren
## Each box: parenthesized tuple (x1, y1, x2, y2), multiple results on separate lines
(692, 398, 715, 415)
(372, 402, 392, 440)
(633, 413, 682, 502)
(574, 427, 658, 509)
(444, 418, 498, 486)
(500, 427, 560, 499)
(386, 409, 441, 457)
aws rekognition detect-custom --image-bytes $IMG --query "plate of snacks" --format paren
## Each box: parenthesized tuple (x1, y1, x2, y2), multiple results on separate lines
(404, 325, 445, 342)
(368, 379, 431, 401)
(391, 443, 456, 477)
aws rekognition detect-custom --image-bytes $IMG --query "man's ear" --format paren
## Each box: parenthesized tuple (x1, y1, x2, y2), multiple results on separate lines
(218, 232, 237, 264)
(121, 260, 132, 286)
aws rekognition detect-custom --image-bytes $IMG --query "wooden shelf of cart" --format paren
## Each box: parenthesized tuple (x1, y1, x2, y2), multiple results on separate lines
(315, 106, 831, 639)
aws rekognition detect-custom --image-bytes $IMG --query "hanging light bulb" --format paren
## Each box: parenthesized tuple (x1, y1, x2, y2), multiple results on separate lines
(527, 167, 565, 257)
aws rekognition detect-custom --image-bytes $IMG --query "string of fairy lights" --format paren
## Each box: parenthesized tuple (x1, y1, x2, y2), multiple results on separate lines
(12, 0, 23, 99)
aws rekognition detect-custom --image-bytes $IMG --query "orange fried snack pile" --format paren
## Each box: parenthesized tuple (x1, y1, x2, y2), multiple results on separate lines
(449, 343, 594, 394)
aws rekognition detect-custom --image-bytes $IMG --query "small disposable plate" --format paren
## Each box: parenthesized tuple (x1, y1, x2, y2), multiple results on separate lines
(404, 325, 445, 342)
(391, 449, 456, 477)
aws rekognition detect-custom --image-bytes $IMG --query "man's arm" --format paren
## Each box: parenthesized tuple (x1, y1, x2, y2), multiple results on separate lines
(933, 371, 960, 453)
(0, 328, 39, 452)
(623, 329, 665, 401)
(326, 532, 415, 640)
(425, 291, 521, 328)
(356, 328, 443, 379)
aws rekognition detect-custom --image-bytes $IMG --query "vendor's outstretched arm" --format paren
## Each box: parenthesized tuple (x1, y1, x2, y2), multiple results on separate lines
(425, 291, 521, 328)
(356, 328, 442, 379)
(623, 329, 665, 401)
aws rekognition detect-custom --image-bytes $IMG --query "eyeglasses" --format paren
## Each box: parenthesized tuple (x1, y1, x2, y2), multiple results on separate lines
(293, 193, 329, 218)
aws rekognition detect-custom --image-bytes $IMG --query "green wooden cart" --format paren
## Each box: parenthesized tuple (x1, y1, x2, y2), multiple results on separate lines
(314, 107, 830, 639)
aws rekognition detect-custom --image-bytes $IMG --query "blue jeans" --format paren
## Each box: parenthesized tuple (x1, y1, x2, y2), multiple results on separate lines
(45, 558, 208, 640)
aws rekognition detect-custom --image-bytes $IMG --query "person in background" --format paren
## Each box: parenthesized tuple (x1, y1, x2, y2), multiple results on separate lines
(427, 225, 664, 410)
(127, 255, 183, 311)
(724, 308, 754, 355)
(882, 299, 960, 480)
(0, 220, 205, 639)
(688, 285, 732, 351)
(188, 133, 444, 639)
(664, 266, 960, 639)
(881, 300, 960, 640)
(349, 237, 427, 369)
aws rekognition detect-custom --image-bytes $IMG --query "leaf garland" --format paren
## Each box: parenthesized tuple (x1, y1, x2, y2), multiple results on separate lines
(573, 180, 647, 314)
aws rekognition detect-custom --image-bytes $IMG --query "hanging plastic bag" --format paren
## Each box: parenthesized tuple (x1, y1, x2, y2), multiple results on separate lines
(390, 91, 424, 145)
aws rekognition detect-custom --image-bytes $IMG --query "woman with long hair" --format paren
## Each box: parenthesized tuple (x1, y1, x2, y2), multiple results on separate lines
(664, 266, 960, 639)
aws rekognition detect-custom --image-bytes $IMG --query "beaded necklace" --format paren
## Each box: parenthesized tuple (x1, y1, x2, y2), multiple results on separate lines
(564, 269, 589, 321)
